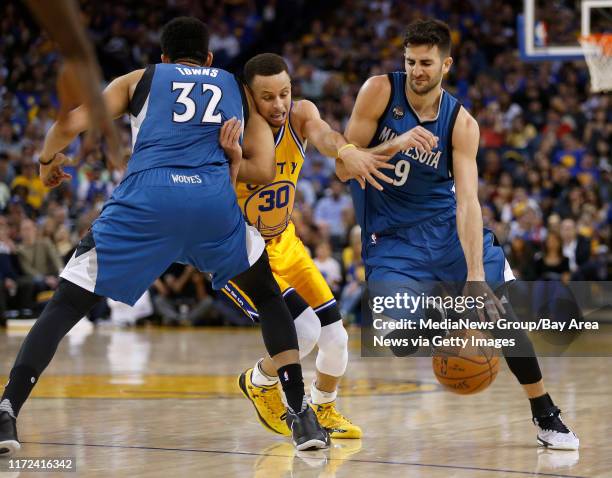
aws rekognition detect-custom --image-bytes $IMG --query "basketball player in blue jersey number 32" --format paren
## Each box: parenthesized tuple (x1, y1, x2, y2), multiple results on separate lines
(338, 19, 578, 450)
(0, 17, 329, 454)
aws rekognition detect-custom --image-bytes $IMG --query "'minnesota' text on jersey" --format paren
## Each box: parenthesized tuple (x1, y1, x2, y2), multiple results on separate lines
(127, 63, 245, 177)
(350, 71, 461, 235)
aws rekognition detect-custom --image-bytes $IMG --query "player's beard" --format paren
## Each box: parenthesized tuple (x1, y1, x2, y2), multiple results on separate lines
(408, 68, 443, 96)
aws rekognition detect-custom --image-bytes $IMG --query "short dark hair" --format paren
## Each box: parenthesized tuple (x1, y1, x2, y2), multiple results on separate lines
(243, 53, 289, 86)
(403, 19, 451, 56)
(160, 17, 210, 64)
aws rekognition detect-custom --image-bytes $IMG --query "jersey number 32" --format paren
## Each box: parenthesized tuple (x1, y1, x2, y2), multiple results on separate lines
(171, 82, 222, 124)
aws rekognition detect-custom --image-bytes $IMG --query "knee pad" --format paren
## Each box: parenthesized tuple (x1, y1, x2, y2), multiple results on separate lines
(316, 319, 349, 377)
(284, 290, 320, 359)
(294, 307, 321, 359)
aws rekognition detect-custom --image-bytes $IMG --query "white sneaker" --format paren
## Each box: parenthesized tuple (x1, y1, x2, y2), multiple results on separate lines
(533, 408, 579, 450)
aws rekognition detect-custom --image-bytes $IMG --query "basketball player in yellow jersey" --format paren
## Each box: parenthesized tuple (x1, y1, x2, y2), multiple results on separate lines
(223, 53, 394, 439)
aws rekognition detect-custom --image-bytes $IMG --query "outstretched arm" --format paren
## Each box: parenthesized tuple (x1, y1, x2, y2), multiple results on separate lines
(294, 100, 347, 156)
(39, 69, 143, 187)
(343, 75, 438, 186)
(295, 99, 393, 191)
(40, 70, 142, 162)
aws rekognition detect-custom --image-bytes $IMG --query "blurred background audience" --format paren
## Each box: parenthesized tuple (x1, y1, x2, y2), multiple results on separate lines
(0, 0, 609, 325)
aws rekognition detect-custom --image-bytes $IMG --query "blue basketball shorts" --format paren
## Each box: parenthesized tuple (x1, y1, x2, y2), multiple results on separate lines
(364, 211, 514, 321)
(61, 167, 265, 305)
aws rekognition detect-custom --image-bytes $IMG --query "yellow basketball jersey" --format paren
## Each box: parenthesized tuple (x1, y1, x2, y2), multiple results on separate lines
(235, 112, 306, 239)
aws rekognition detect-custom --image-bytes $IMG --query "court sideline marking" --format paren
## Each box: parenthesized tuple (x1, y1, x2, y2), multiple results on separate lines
(21, 440, 587, 478)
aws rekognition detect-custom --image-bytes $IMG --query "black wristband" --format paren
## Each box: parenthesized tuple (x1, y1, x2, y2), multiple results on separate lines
(38, 153, 57, 166)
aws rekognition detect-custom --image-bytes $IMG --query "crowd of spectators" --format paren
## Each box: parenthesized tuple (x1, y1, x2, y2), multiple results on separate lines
(0, 0, 609, 326)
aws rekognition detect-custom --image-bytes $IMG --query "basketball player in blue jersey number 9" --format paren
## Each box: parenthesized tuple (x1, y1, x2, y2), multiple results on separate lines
(339, 19, 578, 450)
(0, 17, 329, 454)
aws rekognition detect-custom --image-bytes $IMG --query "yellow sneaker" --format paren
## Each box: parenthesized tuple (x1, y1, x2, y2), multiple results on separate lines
(311, 401, 362, 439)
(238, 368, 290, 436)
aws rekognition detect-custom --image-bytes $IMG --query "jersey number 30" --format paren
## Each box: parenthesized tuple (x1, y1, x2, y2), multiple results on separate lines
(259, 185, 290, 212)
(172, 82, 222, 124)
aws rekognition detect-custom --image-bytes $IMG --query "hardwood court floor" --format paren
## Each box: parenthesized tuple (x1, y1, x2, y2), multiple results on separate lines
(0, 322, 610, 477)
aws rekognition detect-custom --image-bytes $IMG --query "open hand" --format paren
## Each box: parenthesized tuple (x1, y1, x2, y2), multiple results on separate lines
(220, 117, 242, 186)
(393, 126, 438, 154)
(39, 153, 73, 188)
(338, 146, 394, 191)
(463, 281, 506, 323)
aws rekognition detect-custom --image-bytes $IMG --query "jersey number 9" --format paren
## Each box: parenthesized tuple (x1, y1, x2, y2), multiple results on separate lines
(393, 159, 411, 186)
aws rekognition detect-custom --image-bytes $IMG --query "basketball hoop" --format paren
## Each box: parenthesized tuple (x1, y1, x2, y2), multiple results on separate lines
(579, 34, 612, 92)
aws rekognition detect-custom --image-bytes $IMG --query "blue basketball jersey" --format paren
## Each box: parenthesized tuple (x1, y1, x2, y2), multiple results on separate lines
(126, 63, 246, 177)
(350, 72, 461, 236)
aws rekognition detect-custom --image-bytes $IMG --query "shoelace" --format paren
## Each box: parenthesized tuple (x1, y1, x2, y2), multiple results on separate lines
(534, 409, 570, 434)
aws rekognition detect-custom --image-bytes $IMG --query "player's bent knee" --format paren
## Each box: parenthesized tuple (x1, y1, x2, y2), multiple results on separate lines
(319, 320, 348, 350)
(488, 288, 543, 384)
(316, 320, 349, 377)
(53, 278, 102, 316)
(234, 252, 299, 356)
(294, 307, 321, 359)
(232, 251, 282, 306)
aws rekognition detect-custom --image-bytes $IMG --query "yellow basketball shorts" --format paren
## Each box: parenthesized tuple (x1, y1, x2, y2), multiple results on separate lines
(223, 222, 336, 320)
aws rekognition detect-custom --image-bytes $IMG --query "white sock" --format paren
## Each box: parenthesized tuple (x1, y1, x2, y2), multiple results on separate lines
(0, 399, 15, 419)
(310, 379, 337, 405)
(251, 359, 278, 387)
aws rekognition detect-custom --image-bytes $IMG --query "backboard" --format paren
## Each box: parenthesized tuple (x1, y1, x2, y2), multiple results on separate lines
(518, 0, 612, 61)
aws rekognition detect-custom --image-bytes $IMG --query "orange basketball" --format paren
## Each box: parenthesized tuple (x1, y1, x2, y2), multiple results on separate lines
(432, 329, 499, 395)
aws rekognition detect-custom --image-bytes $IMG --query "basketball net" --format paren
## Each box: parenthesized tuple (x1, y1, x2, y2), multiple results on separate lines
(579, 34, 612, 92)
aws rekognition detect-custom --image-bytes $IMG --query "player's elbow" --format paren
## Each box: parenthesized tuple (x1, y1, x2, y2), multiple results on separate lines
(55, 114, 84, 138)
(252, 171, 275, 185)
(456, 193, 480, 216)
(248, 158, 276, 185)
(53, 120, 71, 138)
(260, 158, 276, 184)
